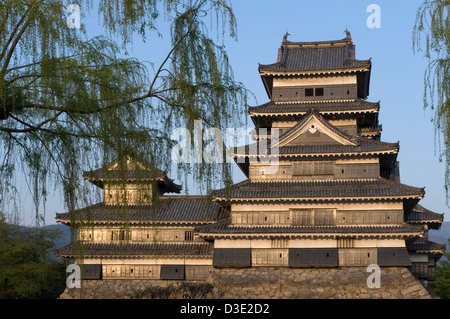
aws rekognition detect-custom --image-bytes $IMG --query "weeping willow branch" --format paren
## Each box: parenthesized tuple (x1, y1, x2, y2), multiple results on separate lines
(413, 0, 450, 202)
(0, 0, 249, 224)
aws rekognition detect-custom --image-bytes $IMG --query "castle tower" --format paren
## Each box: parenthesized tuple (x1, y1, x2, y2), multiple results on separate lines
(56, 32, 445, 298)
(56, 157, 220, 281)
(197, 32, 444, 274)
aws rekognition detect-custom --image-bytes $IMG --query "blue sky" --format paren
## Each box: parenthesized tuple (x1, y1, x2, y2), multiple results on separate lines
(15, 0, 448, 225)
(223, 0, 449, 222)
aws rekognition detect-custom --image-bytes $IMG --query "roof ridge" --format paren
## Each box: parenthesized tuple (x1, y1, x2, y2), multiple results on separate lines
(159, 195, 211, 199)
(84, 156, 166, 174)
(282, 36, 353, 47)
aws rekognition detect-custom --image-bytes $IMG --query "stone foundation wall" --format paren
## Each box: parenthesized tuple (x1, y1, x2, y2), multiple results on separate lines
(60, 267, 433, 299)
(207, 267, 432, 299)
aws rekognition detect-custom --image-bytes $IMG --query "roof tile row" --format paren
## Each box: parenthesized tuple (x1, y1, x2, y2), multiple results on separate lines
(196, 220, 423, 236)
(213, 178, 424, 201)
(248, 99, 379, 116)
(55, 242, 214, 257)
(56, 196, 224, 224)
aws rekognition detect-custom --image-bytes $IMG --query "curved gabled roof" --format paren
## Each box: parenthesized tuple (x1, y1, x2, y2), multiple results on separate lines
(274, 108, 358, 147)
(235, 109, 398, 158)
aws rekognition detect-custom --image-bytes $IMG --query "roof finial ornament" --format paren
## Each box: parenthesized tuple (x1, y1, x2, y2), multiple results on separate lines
(282, 31, 290, 44)
(344, 28, 351, 40)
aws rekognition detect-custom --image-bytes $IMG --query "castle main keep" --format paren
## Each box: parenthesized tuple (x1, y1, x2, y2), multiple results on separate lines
(56, 31, 445, 299)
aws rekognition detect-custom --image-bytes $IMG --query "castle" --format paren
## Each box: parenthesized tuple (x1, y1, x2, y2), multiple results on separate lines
(56, 31, 445, 299)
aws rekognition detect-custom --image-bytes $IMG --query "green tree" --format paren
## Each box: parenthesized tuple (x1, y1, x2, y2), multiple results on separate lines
(0, 0, 248, 225)
(430, 239, 450, 298)
(413, 0, 450, 202)
(0, 216, 66, 298)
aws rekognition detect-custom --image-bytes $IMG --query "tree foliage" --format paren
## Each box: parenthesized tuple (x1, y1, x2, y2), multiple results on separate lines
(413, 0, 450, 202)
(0, 216, 66, 298)
(430, 239, 450, 298)
(0, 0, 248, 225)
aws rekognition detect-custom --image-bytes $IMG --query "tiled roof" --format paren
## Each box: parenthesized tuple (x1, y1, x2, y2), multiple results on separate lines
(196, 221, 423, 238)
(259, 38, 371, 74)
(56, 196, 224, 225)
(407, 238, 446, 253)
(55, 242, 213, 258)
(83, 156, 167, 181)
(235, 138, 398, 158)
(213, 178, 424, 201)
(83, 170, 182, 193)
(406, 204, 444, 223)
(280, 138, 398, 155)
(84, 169, 166, 181)
(248, 99, 380, 116)
(83, 157, 182, 193)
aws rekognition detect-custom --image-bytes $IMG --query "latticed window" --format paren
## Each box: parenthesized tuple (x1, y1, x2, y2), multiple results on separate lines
(293, 162, 313, 176)
(314, 209, 335, 225)
(111, 230, 131, 241)
(313, 162, 334, 175)
(291, 209, 335, 226)
(335, 163, 379, 179)
(185, 231, 194, 241)
(305, 88, 314, 96)
(293, 161, 334, 176)
(252, 249, 289, 266)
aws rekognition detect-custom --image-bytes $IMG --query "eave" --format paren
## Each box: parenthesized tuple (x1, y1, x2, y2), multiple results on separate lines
(55, 219, 215, 227)
(259, 66, 371, 78)
(55, 242, 214, 259)
(212, 195, 423, 203)
(198, 230, 424, 241)
(249, 107, 380, 118)
(234, 148, 399, 159)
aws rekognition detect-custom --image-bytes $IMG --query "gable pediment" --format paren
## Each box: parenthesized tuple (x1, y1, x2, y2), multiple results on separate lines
(274, 110, 358, 148)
